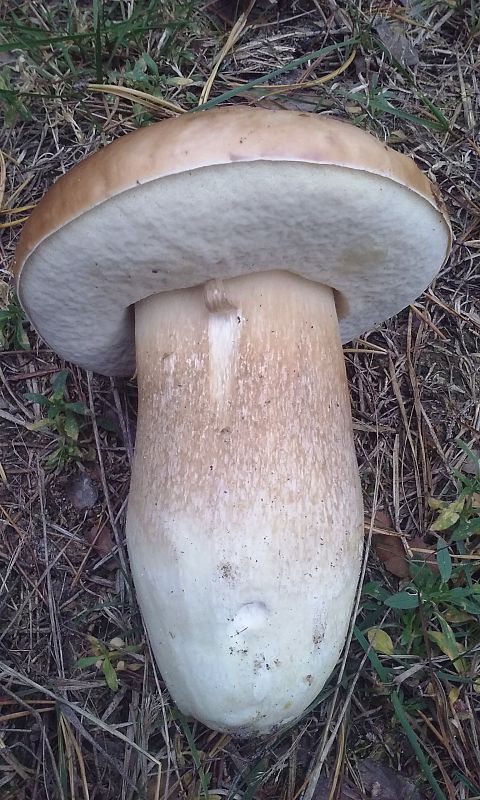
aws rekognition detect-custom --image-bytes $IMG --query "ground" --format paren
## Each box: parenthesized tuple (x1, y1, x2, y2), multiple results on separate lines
(0, 1, 479, 799)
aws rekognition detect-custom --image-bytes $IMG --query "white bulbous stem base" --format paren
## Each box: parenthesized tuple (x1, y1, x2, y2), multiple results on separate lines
(127, 270, 364, 735)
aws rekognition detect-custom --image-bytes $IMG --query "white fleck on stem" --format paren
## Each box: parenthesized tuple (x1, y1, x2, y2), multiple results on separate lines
(204, 279, 242, 418)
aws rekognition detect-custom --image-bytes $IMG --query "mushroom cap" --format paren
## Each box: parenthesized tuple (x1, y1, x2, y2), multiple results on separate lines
(14, 107, 451, 375)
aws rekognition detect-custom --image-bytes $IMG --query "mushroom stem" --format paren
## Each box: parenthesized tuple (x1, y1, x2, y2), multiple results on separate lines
(126, 269, 364, 735)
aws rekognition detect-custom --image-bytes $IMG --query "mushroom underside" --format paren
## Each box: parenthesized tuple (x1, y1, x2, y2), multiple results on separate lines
(17, 161, 449, 375)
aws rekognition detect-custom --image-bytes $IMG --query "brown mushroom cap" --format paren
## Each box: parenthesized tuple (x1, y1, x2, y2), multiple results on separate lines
(14, 108, 451, 375)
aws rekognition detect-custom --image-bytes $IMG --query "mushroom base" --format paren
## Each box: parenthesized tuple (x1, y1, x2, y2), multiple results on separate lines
(127, 270, 364, 735)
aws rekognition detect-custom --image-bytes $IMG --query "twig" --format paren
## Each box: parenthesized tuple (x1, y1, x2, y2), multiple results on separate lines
(0, 662, 163, 768)
(86, 371, 131, 596)
(302, 454, 383, 800)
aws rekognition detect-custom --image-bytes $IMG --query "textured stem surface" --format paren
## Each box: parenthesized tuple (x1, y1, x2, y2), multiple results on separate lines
(127, 270, 363, 735)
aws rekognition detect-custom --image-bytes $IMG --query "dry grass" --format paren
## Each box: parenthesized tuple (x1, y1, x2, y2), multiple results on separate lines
(1, 1, 479, 798)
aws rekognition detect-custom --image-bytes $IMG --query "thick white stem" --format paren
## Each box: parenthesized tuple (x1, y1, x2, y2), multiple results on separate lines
(127, 270, 364, 735)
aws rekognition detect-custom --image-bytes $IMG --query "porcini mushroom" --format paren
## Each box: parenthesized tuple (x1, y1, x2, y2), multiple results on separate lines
(14, 108, 451, 735)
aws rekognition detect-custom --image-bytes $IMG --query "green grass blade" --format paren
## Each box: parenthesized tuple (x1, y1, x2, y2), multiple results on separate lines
(243, 759, 268, 800)
(351, 91, 447, 131)
(456, 439, 480, 476)
(418, 94, 450, 130)
(353, 626, 392, 683)
(92, 0, 104, 84)
(57, 42, 77, 77)
(0, 30, 95, 51)
(175, 712, 211, 799)
(374, 98, 447, 131)
(391, 692, 447, 800)
(452, 770, 480, 795)
(194, 37, 358, 112)
(356, 626, 446, 800)
(436, 537, 453, 582)
(436, 671, 476, 684)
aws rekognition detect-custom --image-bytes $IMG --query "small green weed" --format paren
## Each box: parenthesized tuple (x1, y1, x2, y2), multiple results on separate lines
(383, 454, 480, 663)
(107, 52, 161, 91)
(0, 290, 30, 350)
(0, 67, 30, 127)
(0, 1, 199, 121)
(174, 711, 212, 799)
(344, 73, 450, 133)
(358, 444, 480, 798)
(25, 370, 90, 469)
(75, 636, 142, 692)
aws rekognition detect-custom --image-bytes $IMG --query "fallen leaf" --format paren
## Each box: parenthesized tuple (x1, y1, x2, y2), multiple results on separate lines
(451, 697, 472, 720)
(430, 496, 466, 531)
(448, 686, 461, 705)
(374, 18, 419, 66)
(85, 521, 116, 568)
(371, 509, 439, 578)
(444, 608, 473, 624)
(166, 76, 195, 87)
(371, 511, 410, 578)
(373, 535, 410, 578)
(428, 617, 467, 674)
(427, 496, 448, 510)
(310, 777, 362, 800)
(309, 759, 424, 800)
(428, 634, 466, 674)
(385, 130, 408, 144)
(67, 472, 98, 510)
(358, 758, 424, 800)
(86, 635, 104, 656)
(367, 628, 394, 656)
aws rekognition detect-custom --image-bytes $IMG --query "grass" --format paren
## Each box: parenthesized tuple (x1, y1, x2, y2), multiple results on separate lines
(24, 369, 92, 470)
(1, 1, 479, 799)
(357, 446, 480, 799)
(0, 290, 30, 350)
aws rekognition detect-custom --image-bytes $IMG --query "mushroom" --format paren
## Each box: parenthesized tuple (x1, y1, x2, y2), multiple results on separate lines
(14, 108, 451, 735)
